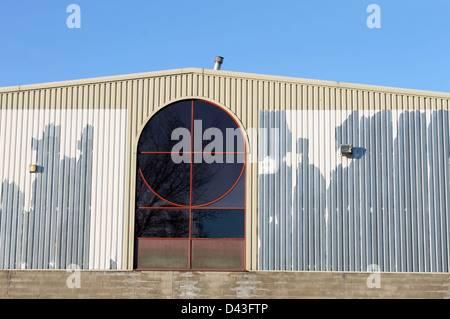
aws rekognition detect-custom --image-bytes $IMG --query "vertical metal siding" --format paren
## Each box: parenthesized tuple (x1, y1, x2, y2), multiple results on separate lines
(134, 71, 447, 273)
(1, 69, 449, 272)
(0, 71, 261, 270)
(258, 91, 450, 272)
(0, 85, 127, 269)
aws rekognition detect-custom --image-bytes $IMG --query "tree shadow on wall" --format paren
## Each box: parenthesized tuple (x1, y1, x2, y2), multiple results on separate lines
(0, 124, 93, 269)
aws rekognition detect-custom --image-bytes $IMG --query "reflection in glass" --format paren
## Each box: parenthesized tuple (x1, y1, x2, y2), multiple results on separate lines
(192, 161, 244, 206)
(192, 209, 245, 238)
(138, 100, 192, 152)
(135, 210, 189, 238)
(191, 239, 245, 270)
(136, 168, 180, 208)
(135, 99, 247, 270)
(137, 153, 190, 206)
(193, 100, 245, 153)
(136, 239, 189, 269)
(206, 174, 245, 208)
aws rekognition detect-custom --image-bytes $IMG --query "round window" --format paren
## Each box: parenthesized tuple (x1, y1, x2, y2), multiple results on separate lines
(135, 99, 246, 271)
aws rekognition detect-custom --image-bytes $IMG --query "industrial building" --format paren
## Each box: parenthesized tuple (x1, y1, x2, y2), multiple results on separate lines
(0, 64, 449, 276)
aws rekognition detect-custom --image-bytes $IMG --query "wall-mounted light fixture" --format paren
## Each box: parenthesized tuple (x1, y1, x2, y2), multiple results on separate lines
(28, 164, 37, 173)
(340, 144, 353, 157)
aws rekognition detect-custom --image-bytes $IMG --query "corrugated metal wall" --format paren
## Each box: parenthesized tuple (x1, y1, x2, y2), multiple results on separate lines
(258, 91, 450, 272)
(0, 71, 262, 270)
(1, 69, 449, 271)
(0, 85, 127, 269)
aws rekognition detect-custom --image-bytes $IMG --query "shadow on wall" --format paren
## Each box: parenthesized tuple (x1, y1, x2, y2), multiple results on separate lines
(349, 147, 366, 159)
(0, 124, 94, 269)
(259, 109, 450, 273)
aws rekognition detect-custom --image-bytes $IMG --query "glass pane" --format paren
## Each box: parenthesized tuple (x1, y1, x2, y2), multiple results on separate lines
(135, 99, 247, 271)
(192, 161, 244, 206)
(193, 100, 245, 153)
(191, 239, 245, 270)
(192, 209, 245, 238)
(136, 168, 184, 208)
(206, 174, 245, 208)
(138, 100, 192, 152)
(135, 209, 189, 238)
(136, 239, 189, 269)
(137, 153, 190, 206)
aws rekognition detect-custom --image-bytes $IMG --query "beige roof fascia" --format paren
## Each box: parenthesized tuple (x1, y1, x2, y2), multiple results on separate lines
(1, 67, 450, 100)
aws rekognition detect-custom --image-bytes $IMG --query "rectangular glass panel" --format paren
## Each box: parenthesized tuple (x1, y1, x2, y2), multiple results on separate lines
(192, 209, 245, 238)
(136, 238, 189, 269)
(138, 99, 192, 153)
(205, 175, 245, 208)
(135, 209, 189, 238)
(192, 162, 244, 206)
(137, 154, 190, 206)
(193, 100, 244, 152)
(191, 239, 245, 270)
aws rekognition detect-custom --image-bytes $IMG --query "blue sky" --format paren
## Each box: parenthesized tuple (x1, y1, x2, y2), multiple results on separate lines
(1, 0, 449, 92)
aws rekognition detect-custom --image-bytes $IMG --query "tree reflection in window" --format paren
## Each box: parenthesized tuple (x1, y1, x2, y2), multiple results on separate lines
(135, 99, 246, 270)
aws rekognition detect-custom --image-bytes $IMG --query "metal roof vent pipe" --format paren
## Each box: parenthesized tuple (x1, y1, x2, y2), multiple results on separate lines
(214, 56, 224, 70)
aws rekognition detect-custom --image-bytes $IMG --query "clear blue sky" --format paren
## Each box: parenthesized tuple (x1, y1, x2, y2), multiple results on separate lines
(1, 0, 449, 92)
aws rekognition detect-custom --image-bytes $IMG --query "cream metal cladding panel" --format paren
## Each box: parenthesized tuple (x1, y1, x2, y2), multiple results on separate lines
(0, 84, 127, 269)
(0, 69, 263, 270)
(259, 88, 450, 272)
(1, 68, 449, 271)
(124, 68, 450, 272)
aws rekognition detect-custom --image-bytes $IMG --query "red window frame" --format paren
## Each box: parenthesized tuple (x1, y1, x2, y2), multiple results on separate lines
(135, 99, 246, 271)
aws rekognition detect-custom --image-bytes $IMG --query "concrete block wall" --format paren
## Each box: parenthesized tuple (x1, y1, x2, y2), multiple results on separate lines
(0, 270, 449, 299)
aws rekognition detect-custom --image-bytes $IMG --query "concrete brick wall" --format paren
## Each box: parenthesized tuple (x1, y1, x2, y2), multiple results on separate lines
(0, 270, 448, 299)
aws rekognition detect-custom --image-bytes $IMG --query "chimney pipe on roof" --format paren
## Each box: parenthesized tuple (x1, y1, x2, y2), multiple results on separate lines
(214, 56, 224, 70)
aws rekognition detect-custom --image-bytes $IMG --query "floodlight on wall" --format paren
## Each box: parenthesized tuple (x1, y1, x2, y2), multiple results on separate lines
(214, 56, 224, 70)
(29, 164, 37, 173)
(340, 144, 353, 157)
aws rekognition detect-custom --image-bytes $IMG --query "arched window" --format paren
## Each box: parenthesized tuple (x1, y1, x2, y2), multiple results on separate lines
(134, 99, 246, 270)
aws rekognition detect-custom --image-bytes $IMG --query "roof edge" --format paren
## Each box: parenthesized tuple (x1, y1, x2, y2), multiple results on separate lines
(203, 68, 450, 99)
(1, 67, 450, 99)
(0, 68, 201, 93)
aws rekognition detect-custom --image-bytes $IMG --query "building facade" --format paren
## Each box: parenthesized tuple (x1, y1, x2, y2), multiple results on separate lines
(0, 68, 449, 272)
